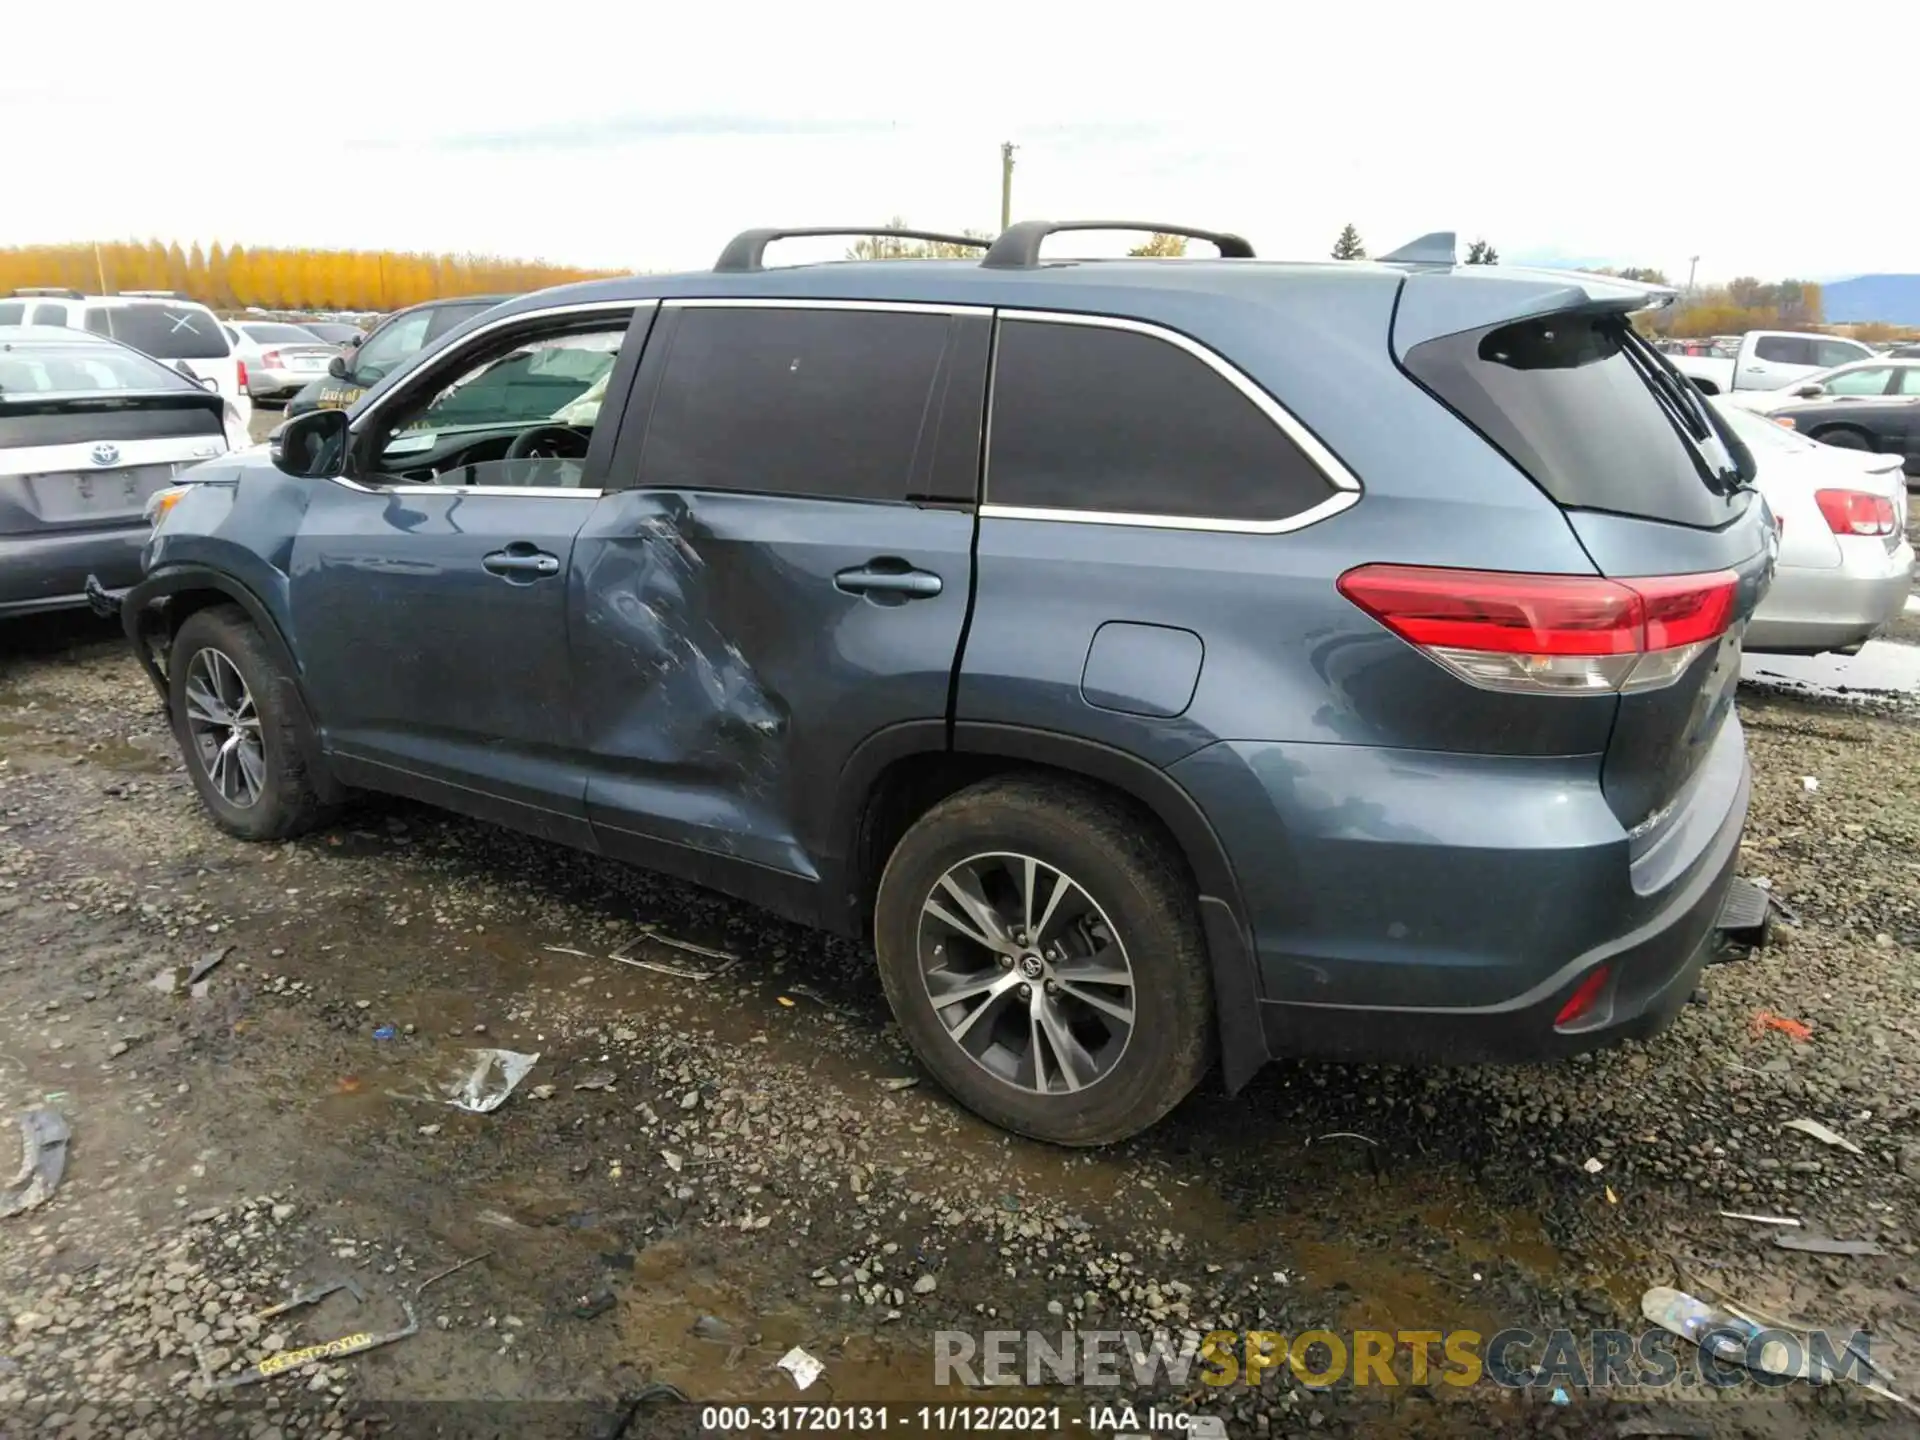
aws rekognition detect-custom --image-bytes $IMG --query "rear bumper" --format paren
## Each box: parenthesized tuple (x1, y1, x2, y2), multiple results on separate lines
(0, 527, 146, 617)
(1171, 724, 1755, 1067)
(1746, 544, 1915, 654)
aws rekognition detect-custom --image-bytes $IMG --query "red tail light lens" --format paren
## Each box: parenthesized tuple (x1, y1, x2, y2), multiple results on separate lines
(1814, 489, 1896, 537)
(1555, 965, 1612, 1028)
(236, 360, 248, 391)
(261, 349, 283, 369)
(1337, 565, 1740, 696)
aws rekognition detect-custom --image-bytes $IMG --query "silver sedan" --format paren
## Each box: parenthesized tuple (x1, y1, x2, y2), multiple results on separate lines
(221, 322, 339, 400)
(1718, 399, 1915, 655)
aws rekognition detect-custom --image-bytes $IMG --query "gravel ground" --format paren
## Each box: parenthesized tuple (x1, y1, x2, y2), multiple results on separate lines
(2, 554, 1918, 1438)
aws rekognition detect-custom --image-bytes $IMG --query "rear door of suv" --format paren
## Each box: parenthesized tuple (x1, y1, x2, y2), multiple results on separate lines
(570, 299, 987, 899)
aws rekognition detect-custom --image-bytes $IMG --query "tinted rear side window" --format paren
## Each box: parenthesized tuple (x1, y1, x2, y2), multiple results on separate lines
(986, 319, 1337, 522)
(638, 307, 949, 503)
(83, 304, 229, 359)
(1404, 313, 1742, 528)
(0, 303, 23, 325)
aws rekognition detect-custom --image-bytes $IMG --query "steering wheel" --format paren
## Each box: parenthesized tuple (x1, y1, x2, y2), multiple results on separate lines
(506, 424, 591, 461)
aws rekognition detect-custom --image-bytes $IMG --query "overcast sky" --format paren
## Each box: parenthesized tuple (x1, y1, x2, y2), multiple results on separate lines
(8, 2, 1915, 285)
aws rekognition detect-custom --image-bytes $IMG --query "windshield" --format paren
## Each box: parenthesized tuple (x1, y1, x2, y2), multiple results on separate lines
(241, 322, 324, 344)
(84, 304, 230, 360)
(0, 338, 199, 396)
(350, 309, 434, 384)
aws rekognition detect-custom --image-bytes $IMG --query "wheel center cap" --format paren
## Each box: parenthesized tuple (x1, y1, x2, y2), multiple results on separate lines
(1017, 954, 1045, 980)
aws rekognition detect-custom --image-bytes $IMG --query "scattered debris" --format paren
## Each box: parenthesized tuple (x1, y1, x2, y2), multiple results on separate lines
(878, 1077, 920, 1092)
(1642, 1286, 1813, 1383)
(187, 945, 232, 986)
(530, 1084, 557, 1100)
(542, 945, 595, 958)
(776, 1345, 825, 1391)
(1612, 1415, 1712, 1439)
(1782, 1117, 1864, 1156)
(662, 1151, 685, 1172)
(786, 984, 838, 1012)
(1606, 1185, 1619, 1205)
(1582, 1157, 1605, 1174)
(623, 923, 737, 963)
(1719, 1210, 1802, 1228)
(573, 1072, 616, 1092)
(417, 1124, 441, 1137)
(1751, 1011, 1813, 1042)
(415, 1250, 492, 1296)
(1774, 1233, 1885, 1257)
(608, 953, 728, 982)
(215, 1299, 417, 1389)
(399, 1048, 540, 1114)
(1550, 1385, 1570, 1406)
(256, 1278, 365, 1321)
(777, 996, 796, 1008)
(1312, 1131, 1378, 1147)
(607, 925, 741, 980)
(1, 1107, 70, 1219)
(1801, 776, 1819, 792)
(571, 1291, 616, 1321)
(372, 1025, 396, 1041)
(1767, 893, 1802, 926)
(691, 1315, 734, 1342)
(913, 1273, 938, 1295)
(146, 967, 178, 995)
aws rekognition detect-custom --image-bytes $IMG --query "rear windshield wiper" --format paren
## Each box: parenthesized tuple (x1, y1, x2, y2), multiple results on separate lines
(1616, 325, 1745, 494)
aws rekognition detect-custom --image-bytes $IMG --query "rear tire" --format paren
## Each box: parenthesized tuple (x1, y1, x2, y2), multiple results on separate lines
(873, 776, 1214, 1145)
(168, 605, 327, 841)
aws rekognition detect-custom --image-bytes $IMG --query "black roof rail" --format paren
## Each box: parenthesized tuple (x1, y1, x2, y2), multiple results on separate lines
(981, 220, 1254, 269)
(11, 287, 84, 299)
(1376, 232, 1457, 266)
(713, 227, 991, 273)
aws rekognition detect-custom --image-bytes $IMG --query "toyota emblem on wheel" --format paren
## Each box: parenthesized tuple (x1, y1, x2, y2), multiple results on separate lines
(90, 442, 120, 466)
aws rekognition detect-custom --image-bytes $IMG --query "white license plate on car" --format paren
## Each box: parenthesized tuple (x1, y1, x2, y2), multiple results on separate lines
(23, 465, 174, 523)
(293, 356, 328, 370)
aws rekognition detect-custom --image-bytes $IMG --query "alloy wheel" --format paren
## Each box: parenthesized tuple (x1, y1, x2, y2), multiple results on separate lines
(183, 647, 265, 809)
(917, 851, 1135, 1095)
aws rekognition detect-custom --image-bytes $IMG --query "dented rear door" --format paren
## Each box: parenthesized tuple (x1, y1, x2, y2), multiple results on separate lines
(570, 301, 989, 888)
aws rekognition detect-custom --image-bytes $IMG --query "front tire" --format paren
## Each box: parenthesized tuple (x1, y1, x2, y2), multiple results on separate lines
(874, 776, 1214, 1145)
(168, 605, 326, 841)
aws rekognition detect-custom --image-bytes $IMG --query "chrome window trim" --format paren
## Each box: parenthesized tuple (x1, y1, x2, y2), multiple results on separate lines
(663, 297, 990, 317)
(986, 307, 1364, 534)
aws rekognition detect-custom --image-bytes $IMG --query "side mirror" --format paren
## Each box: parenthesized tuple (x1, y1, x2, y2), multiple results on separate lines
(270, 407, 350, 479)
(1794, 383, 1824, 399)
(327, 354, 349, 379)
(349, 332, 365, 348)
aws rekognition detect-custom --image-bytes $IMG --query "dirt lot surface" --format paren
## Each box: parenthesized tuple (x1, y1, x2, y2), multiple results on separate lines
(3, 538, 1919, 1438)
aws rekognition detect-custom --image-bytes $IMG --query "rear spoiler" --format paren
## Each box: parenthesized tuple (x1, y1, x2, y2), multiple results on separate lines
(1391, 269, 1678, 362)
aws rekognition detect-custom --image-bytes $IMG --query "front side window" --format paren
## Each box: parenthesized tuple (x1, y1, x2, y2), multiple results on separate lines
(1814, 339, 1870, 368)
(1823, 366, 1892, 396)
(363, 318, 630, 490)
(986, 318, 1338, 522)
(1754, 335, 1814, 365)
(83, 304, 229, 359)
(637, 306, 951, 503)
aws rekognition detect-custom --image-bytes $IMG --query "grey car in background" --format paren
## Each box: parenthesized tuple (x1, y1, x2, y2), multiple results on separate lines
(221, 321, 339, 400)
(1, 326, 232, 618)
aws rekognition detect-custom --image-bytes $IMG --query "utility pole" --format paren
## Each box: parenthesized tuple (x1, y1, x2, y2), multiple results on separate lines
(1000, 142, 1018, 232)
(1686, 255, 1699, 296)
(93, 241, 109, 294)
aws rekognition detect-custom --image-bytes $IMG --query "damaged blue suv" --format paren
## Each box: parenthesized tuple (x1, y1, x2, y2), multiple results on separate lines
(107, 221, 1776, 1145)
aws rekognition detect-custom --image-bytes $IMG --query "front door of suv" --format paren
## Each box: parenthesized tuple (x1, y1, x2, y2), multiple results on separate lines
(286, 302, 651, 846)
(569, 300, 987, 906)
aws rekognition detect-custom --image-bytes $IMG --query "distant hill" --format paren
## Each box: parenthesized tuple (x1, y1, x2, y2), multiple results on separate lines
(1822, 275, 1920, 326)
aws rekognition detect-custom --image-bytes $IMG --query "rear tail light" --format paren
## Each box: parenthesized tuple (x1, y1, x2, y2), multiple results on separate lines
(1814, 489, 1896, 537)
(1555, 965, 1612, 1029)
(236, 360, 248, 392)
(261, 350, 283, 369)
(1336, 564, 1740, 696)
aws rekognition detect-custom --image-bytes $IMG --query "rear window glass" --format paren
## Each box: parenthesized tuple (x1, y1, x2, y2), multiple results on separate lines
(83, 304, 230, 359)
(0, 340, 197, 395)
(241, 322, 323, 344)
(1404, 312, 1743, 528)
(0, 303, 24, 325)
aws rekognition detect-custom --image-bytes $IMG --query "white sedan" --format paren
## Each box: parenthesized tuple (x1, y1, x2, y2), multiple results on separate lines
(1717, 399, 1914, 655)
(1724, 356, 1920, 414)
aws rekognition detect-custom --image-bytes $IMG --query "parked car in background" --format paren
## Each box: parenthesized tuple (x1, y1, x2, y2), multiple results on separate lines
(221, 322, 339, 401)
(112, 222, 1775, 1144)
(1769, 393, 1920, 479)
(1727, 356, 1920, 413)
(297, 321, 364, 347)
(1889, 342, 1920, 359)
(0, 326, 234, 617)
(0, 290, 250, 428)
(283, 296, 509, 416)
(1670, 330, 1875, 395)
(1715, 400, 1913, 654)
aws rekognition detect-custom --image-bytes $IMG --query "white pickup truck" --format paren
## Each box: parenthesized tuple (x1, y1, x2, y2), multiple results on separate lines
(1670, 330, 1875, 395)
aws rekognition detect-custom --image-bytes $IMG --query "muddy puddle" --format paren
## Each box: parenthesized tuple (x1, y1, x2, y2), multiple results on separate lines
(1742, 639, 1920, 699)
